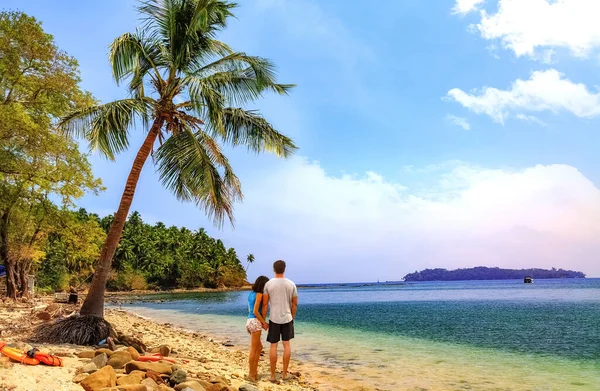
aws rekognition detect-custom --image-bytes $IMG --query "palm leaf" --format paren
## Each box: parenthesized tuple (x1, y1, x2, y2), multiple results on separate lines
(59, 99, 153, 160)
(214, 108, 297, 158)
(155, 122, 242, 227)
(110, 30, 166, 94)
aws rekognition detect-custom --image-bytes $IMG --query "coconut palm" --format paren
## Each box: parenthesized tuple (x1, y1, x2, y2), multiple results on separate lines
(58, 0, 296, 323)
(245, 253, 255, 272)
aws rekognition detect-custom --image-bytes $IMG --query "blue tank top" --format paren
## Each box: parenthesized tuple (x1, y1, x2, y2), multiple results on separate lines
(248, 291, 262, 319)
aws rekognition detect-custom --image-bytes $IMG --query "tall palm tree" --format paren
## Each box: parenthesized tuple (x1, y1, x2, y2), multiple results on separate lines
(60, 0, 296, 319)
(245, 253, 255, 272)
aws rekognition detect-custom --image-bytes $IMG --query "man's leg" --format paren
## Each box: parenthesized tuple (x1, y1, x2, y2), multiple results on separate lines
(269, 342, 278, 380)
(267, 321, 280, 381)
(282, 341, 291, 379)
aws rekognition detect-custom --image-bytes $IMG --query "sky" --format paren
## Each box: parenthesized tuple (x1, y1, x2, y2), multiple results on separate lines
(6, 0, 600, 282)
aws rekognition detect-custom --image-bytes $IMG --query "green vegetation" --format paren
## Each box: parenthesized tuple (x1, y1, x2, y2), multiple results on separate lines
(0, 11, 101, 298)
(58, 0, 296, 319)
(35, 209, 247, 292)
(403, 267, 586, 281)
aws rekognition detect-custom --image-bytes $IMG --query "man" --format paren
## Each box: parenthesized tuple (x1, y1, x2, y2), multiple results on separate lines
(262, 260, 298, 383)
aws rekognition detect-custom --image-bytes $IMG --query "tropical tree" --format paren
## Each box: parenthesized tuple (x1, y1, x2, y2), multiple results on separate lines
(0, 11, 100, 298)
(59, 0, 296, 323)
(245, 253, 255, 272)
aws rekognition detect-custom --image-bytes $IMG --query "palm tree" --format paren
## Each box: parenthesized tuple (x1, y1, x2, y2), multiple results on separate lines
(245, 253, 255, 272)
(59, 1, 296, 322)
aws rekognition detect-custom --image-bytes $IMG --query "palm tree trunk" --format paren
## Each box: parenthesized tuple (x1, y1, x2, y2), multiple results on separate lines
(80, 118, 164, 317)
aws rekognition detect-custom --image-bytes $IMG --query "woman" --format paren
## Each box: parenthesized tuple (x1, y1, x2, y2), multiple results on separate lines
(247, 275, 270, 382)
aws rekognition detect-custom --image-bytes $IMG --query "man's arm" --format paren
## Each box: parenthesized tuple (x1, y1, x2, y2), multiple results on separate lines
(262, 292, 269, 320)
(291, 296, 298, 320)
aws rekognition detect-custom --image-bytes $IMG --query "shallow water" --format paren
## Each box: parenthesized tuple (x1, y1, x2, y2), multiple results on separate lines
(116, 279, 600, 390)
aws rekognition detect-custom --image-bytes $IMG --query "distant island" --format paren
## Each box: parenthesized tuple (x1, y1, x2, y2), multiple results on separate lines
(403, 267, 585, 281)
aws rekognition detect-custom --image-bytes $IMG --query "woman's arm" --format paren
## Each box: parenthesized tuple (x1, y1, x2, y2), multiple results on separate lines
(253, 293, 268, 326)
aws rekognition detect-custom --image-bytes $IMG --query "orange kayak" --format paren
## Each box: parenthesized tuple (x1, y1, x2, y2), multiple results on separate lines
(0, 345, 40, 365)
(0, 343, 62, 366)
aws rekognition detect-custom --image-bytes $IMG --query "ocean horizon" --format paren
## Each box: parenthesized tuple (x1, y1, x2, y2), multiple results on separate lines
(113, 278, 600, 390)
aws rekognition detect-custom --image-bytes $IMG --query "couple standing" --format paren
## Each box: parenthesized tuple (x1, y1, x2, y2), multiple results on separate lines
(246, 260, 298, 383)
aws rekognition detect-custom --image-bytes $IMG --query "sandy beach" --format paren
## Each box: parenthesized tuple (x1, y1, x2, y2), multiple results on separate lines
(0, 298, 374, 391)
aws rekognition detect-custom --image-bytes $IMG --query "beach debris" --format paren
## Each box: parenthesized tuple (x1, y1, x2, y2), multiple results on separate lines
(79, 365, 117, 391)
(238, 384, 260, 391)
(221, 341, 234, 347)
(35, 311, 52, 321)
(169, 368, 187, 385)
(107, 351, 133, 369)
(92, 352, 109, 368)
(117, 333, 147, 353)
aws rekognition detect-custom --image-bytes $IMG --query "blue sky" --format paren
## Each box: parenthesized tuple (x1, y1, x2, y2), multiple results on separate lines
(7, 0, 600, 281)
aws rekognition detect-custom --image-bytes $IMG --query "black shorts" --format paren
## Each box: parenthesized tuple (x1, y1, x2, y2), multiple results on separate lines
(267, 320, 294, 343)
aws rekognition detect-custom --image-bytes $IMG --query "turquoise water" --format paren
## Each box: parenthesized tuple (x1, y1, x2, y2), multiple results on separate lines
(116, 279, 600, 390)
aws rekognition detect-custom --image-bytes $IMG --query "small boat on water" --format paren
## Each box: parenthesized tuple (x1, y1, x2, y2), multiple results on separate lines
(524, 276, 533, 283)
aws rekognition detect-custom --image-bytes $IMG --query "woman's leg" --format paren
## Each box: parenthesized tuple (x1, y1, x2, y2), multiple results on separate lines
(249, 330, 262, 380)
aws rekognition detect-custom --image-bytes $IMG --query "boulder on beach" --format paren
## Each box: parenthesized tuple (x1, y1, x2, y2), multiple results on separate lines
(116, 371, 145, 386)
(80, 365, 117, 391)
(76, 350, 96, 359)
(173, 381, 206, 391)
(92, 352, 109, 368)
(169, 368, 187, 385)
(238, 384, 261, 391)
(107, 351, 133, 369)
(125, 360, 173, 375)
(126, 346, 140, 360)
(96, 348, 115, 357)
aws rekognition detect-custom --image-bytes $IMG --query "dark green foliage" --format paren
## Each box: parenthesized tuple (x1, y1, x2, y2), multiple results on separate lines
(403, 267, 586, 282)
(106, 210, 247, 290)
(35, 209, 248, 292)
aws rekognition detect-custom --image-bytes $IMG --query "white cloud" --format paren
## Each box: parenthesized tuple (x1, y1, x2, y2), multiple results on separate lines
(91, 156, 600, 281)
(447, 115, 471, 130)
(446, 69, 600, 123)
(515, 114, 546, 126)
(218, 158, 600, 281)
(475, 0, 600, 59)
(453, 0, 485, 15)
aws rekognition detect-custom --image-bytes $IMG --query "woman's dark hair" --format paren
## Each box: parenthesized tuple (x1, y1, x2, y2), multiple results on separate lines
(252, 276, 270, 293)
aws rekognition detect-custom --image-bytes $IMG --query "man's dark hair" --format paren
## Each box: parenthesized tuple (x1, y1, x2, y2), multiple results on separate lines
(252, 276, 270, 293)
(273, 260, 286, 274)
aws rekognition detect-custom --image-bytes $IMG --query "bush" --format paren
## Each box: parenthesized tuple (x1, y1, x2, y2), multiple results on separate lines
(108, 268, 148, 291)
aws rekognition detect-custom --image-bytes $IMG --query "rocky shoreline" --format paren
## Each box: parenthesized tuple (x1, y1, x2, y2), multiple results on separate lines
(0, 299, 375, 391)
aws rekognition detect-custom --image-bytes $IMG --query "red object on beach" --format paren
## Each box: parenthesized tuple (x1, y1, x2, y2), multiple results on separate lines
(34, 352, 63, 367)
(137, 355, 176, 363)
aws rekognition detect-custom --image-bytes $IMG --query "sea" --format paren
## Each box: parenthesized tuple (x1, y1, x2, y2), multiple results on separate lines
(113, 279, 600, 390)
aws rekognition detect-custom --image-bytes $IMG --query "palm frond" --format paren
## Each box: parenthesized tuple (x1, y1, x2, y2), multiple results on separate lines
(192, 53, 290, 86)
(155, 122, 242, 227)
(110, 30, 167, 95)
(214, 108, 297, 158)
(139, 0, 237, 75)
(59, 98, 153, 160)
